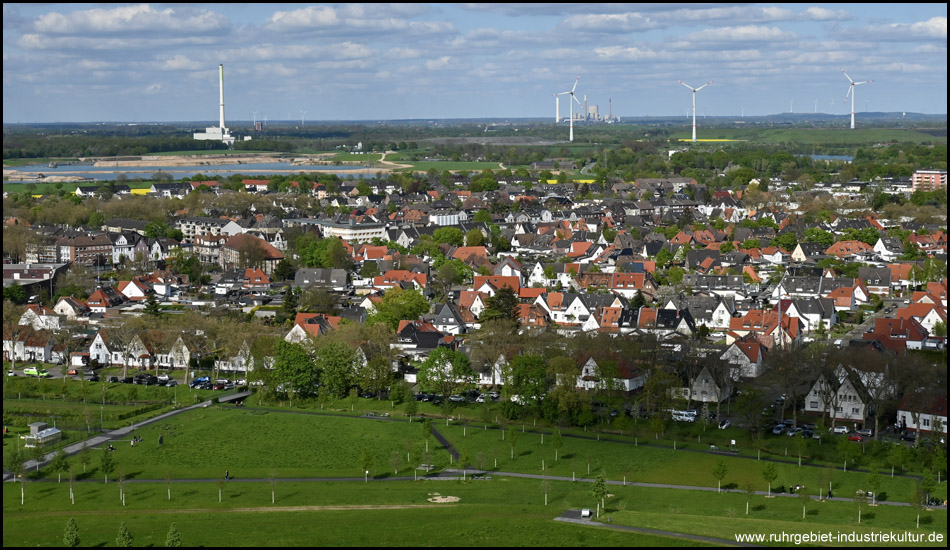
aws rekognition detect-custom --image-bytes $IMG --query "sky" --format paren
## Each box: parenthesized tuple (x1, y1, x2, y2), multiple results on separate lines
(2, 3, 947, 123)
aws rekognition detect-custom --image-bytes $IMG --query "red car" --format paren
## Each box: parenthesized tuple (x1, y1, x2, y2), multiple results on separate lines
(848, 433, 865, 442)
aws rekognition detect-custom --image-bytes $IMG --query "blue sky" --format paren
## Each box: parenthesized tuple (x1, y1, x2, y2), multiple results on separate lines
(2, 3, 946, 123)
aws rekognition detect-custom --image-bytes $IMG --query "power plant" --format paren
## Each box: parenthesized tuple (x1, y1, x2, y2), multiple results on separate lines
(193, 64, 250, 145)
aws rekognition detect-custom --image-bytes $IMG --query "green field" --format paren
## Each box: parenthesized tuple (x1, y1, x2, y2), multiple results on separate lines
(4, 476, 944, 547)
(72, 407, 452, 479)
(604, 486, 947, 546)
(2, 479, 713, 547)
(438, 423, 933, 503)
(3, 405, 946, 546)
(667, 127, 946, 145)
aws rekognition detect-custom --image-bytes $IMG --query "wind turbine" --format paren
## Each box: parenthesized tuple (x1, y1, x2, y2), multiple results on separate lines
(299, 108, 307, 128)
(841, 68, 872, 129)
(678, 80, 713, 142)
(554, 75, 581, 142)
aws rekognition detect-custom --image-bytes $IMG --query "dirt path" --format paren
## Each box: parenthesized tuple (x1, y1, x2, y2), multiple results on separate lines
(20, 503, 456, 518)
(377, 151, 413, 170)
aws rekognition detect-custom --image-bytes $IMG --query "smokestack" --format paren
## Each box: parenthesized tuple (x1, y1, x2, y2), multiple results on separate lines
(219, 64, 225, 130)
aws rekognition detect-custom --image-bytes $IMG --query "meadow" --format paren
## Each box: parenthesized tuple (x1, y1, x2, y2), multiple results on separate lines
(3, 405, 947, 546)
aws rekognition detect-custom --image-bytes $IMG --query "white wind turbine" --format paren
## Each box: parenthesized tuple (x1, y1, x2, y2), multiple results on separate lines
(841, 68, 872, 129)
(554, 75, 581, 142)
(299, 108, 307, 128)
(678, 80, 713, 143)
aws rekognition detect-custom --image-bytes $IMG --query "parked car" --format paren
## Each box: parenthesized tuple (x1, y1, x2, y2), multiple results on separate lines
(475, 394, 486, 403)
(772, 424, 787, 435)
(718, 419, 731, 430)
(67, 368, 81, 376)
(848, 433, 865, 442)
(7, 370, 17, 377)
(108, 376, 120, 383)
(831, 425, 849, 435)
(165, 379, 178, 387)
(157, 373, 170, 382)
(857, 428, 873, 438)
(787, 427, 804, 437)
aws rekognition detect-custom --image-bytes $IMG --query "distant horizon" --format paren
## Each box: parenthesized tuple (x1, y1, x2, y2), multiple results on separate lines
(3, 4, 946, 124)
(4, 111, 948, 127)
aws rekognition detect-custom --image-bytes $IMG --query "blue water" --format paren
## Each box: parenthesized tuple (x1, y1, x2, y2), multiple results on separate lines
(8, 162, 371, 182)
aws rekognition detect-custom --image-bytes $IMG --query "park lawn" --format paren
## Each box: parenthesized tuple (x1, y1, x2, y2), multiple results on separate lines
(438, 423, 929, 503)
(602, 486, 947, 546)
(72, 406, 452, 480)
(332, 152, 382, 163)
(3, 478, 711, 547)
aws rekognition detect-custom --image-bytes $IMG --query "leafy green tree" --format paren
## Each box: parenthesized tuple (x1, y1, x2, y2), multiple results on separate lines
(143, 293, 162, 317)
(358, 356, 393, 401)
(418, 347, 474, 400)
(506, 425, 519, 459)
(273, 340, 317, 397)
(64, 518, 80, 547)
(51, 448, 70, 483)
(273, 259, 296, 282)
(473, 210, 492, 224)
(116, 522, 133, 547)
(762, 463, 777, 497)
(165, 523, 182, 547)
(591, 473, 609, 513)
(505, 355, 549, 415)
(315, 341, 356, 398)
(367, 288, 430, 331)
(803, 228, 834, 247)
(465, 229, 486, 247)
(433, 227, 464, 246)
(713, 460, 727, 493)
(100, 450, 115, 483)
(481, 286, 519, 323)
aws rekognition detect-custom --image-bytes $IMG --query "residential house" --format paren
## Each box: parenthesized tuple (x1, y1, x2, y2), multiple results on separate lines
(720, 338, 767, 379)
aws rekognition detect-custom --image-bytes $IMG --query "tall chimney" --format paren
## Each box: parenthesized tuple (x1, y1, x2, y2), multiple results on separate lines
(219, 64, 225, 130)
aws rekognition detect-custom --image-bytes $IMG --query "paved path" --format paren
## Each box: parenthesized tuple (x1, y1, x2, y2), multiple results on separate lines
(555, 509, 761, 547)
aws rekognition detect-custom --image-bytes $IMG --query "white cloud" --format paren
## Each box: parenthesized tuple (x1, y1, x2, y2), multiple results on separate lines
(685, 25, 797, 43)
(854, 16, 947, 41)
(425, 56, 453, 71)
(34, 4, 229, 35)
(561, 12, 660, 32)
(267, 5, 453, 34)
(160, 55, 203, 71)
(593, 46, 668, 61)
(803, 7, 850, 21)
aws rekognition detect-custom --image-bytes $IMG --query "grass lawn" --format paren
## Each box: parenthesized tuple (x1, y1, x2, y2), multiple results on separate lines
(2, 478, 711, 547)
(67, 406, 452, 479)
(332, 152, 382, 163)
(602, 486, 947, 546)
(438, 423, 933, 503)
